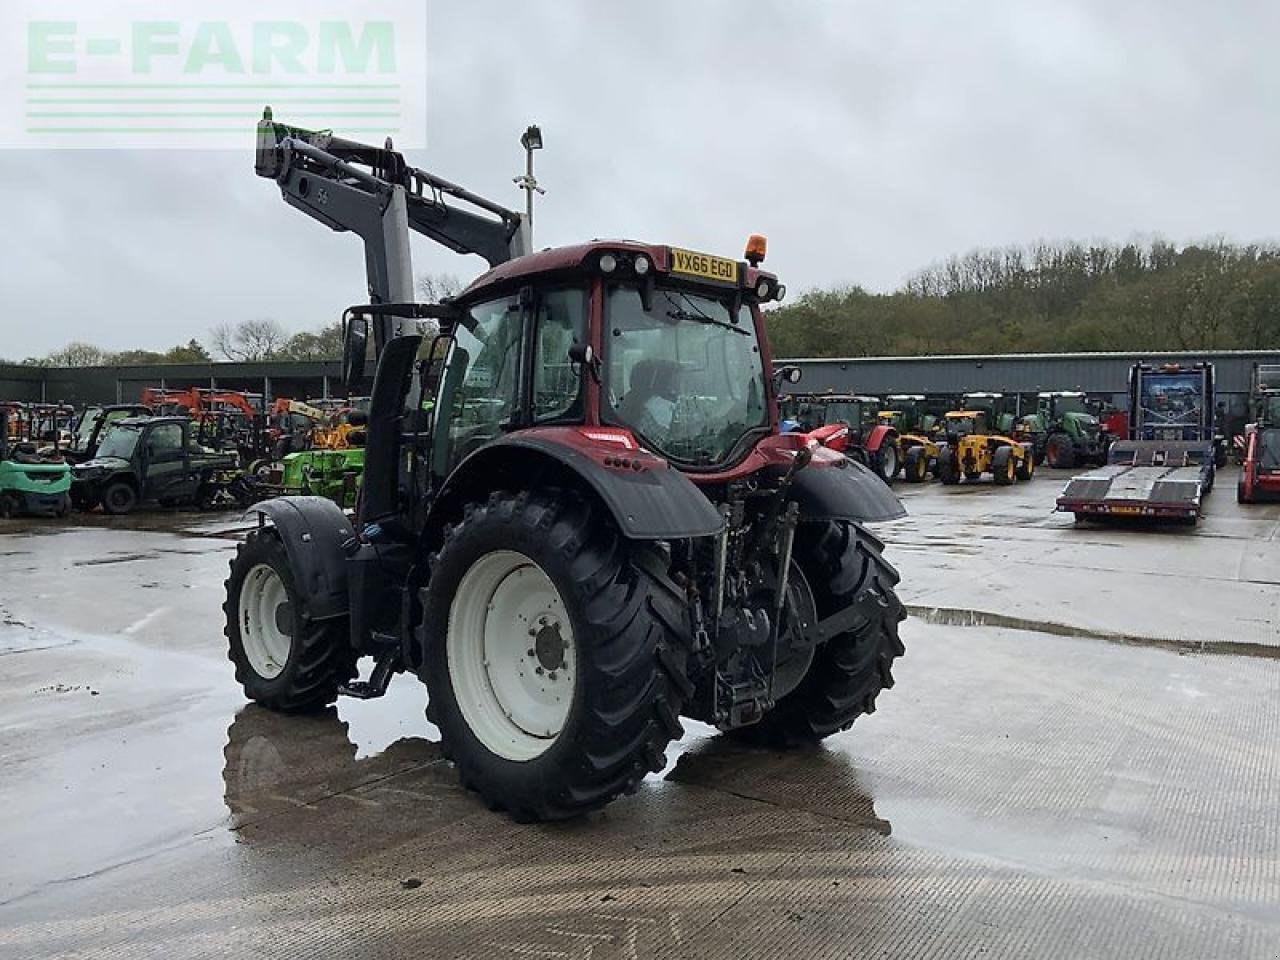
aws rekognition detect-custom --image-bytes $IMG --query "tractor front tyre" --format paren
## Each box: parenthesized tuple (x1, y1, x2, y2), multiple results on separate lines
(937, 448, 961, 485)
(223, 528, 358, 713)
(1015, 448, 1035, 482)
(422, 489, 691, 822)
(904, 446, 929, 483)
(992, 446, 1016, 485)
(1045, 434, 1075, 470)
(100, 481, 138, 515)
(735, 520, 905, 747)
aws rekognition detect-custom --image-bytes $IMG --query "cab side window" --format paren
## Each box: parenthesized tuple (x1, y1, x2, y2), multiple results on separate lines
(532, 289, 586, 423)
(147, 423, 184, 460)
(440, 295, 521, 469)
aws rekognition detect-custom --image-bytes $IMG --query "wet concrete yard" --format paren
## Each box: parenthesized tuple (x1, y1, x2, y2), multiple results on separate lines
(2, 469, 1279, 958)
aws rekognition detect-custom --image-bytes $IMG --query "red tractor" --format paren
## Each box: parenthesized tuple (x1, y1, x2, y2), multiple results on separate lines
(780, 393, 900, 484)
(223, 112, 908, 822)
(1238, 364, 1280, 503)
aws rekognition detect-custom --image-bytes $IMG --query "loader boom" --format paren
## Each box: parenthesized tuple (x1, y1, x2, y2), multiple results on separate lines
(254, 108, 529, 348)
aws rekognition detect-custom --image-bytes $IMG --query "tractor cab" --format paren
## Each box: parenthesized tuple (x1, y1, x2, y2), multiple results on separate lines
(943, 409, 989, 439)
(344, 239, 793, 484)
(962, 392, 1016, 434)
(879, 395, 937, 435)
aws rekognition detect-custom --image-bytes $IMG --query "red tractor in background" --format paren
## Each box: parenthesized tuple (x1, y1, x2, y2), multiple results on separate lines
(1238, 363, 1280, 503)
(780, 392, 900, 484)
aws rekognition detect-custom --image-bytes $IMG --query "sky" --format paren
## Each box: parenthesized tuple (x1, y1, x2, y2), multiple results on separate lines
(3, 0, 1280, 358)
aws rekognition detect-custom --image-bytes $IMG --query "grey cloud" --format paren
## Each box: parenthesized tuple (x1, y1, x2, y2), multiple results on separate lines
(2, 0, 1278, 356)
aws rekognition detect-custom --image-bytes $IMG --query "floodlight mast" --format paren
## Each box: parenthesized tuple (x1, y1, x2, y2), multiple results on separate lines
(253, 107, 530, 349)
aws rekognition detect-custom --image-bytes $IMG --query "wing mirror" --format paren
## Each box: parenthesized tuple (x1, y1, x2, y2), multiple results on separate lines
(774, 365, 803, 386)
(568, 342, 601, 384)
(341, 311, 370, 393)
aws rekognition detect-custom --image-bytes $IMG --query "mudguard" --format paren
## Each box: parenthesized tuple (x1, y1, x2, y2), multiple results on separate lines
(248, 496, 355, 620)
(864, 424, 897, 453)
(429, 432, 725, 541)
(789, 458, 907, 523)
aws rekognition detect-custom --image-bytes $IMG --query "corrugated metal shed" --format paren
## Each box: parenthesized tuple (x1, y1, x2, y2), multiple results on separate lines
(784, 350, 1280, 398)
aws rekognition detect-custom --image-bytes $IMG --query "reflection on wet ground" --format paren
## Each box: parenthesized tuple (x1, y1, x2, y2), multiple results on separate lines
(1, 473, 1279, 957)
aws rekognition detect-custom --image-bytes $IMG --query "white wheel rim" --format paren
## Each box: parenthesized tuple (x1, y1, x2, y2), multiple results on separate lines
(238, 563, 293, 680)
(447, 550, 575, 762)
(882, 445, 898, 477)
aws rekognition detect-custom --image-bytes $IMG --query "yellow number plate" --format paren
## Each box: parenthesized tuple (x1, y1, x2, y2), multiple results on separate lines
(670, 247, 739, 284)
(1110, 505, 1142, 515)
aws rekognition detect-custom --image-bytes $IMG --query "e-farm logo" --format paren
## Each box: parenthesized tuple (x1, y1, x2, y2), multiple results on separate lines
(0, 0, 426, 149)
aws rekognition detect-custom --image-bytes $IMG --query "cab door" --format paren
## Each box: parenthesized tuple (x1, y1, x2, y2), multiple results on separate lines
(141, 422, 198, 502)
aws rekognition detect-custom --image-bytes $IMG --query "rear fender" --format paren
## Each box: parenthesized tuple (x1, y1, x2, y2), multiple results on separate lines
(789, 458, 906, 523)
(864, 424, 897, 452)
(248, 496, 354, 620)
(425, 429, 725, 543)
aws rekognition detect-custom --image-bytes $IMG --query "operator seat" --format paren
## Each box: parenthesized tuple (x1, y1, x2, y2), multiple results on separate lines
(617, 359, 679, 427)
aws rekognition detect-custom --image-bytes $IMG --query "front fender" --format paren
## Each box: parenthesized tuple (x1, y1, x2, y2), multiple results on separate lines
(428, 430, 725, 541)
(790, 458, 907, 523)
(248, 496, 354, 620)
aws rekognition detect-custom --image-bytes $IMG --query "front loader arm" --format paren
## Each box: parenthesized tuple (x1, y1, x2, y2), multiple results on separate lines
(254, 109, 528, 348)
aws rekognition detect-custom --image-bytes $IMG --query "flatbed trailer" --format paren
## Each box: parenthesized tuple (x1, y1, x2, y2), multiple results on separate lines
(1057, 363, 1217, 524)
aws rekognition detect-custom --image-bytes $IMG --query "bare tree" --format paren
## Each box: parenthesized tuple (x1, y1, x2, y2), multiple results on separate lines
(417, 272, 463, 303)
(211, 318, 289, 362)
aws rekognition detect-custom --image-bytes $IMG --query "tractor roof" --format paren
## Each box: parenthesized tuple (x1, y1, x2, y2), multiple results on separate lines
(945, 410, 984, 418)
(887, 394, 925, 401)
(1039, 391, 1084, 398)
(460, 240, 780, 301)
(964, 392, 1003, 398)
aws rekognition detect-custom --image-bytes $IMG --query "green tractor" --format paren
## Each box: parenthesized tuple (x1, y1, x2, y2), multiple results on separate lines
(961, 392, 1019, 435)
(0, 406, 72, 518)
(1018, 391, 1110, 469)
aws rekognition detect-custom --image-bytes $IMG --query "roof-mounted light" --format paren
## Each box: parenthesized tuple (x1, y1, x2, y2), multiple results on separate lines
(599, 253, 618, 274)
(745, 234, 767, 265)
(634, 255, 650, 276)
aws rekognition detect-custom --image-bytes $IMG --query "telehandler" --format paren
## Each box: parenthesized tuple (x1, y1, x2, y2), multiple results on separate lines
(935, 409, 1035, 485)
(224, 111, 908, 821)
(878, 395, 940, 482)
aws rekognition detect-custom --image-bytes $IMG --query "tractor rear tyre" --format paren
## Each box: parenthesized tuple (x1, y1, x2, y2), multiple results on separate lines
(101, 481, 138, 515)
(422, 489, 690, 821)
(992, 446, 1015, 485)
(733, 520, 905, 747)
(937, 447, 961, 485)
(224, 528, 358, 713)
(1045, 434, 1075, 470)
(873, 444, 899, 485)
(904, 446, 928, 483)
